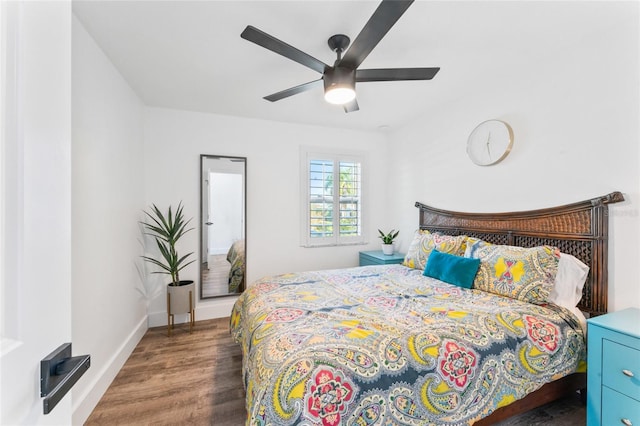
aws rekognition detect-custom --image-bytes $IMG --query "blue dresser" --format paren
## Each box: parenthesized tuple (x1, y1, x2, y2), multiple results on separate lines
(359, 250, 405, 266)
(587, 308, 640, 426)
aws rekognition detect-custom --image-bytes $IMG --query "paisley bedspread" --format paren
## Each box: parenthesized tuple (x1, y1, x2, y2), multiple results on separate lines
(230, 264, 585, 425)
(227, 239, 245, 293)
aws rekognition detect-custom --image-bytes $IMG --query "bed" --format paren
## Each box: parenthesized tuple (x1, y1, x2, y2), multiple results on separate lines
(227, 239, 245, 293)
(230, 192, 623, 425)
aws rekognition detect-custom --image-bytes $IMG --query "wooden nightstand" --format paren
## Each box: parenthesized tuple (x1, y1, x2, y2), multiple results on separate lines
(359, 250, 405, 266)
(587, 307, 640, 426)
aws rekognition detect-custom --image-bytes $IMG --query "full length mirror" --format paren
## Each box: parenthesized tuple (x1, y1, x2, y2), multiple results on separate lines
(200, 155, 246, 299)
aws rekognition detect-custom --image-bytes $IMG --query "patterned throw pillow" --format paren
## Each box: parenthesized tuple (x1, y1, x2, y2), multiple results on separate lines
(469, 244, 561, 304)
(402, 230, 468, 270)
(464, 237, 492, 257)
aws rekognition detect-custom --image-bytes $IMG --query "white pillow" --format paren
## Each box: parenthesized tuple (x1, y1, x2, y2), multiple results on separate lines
(549, 253, 589, 309)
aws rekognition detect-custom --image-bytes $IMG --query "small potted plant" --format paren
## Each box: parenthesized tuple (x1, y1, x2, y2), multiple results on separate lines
(141, 202, 196, 334)
(378, 229, 399, 255)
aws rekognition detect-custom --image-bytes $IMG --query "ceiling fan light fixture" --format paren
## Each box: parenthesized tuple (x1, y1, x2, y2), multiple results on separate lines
(324, 86, 356, 105)
(323, 67, 356, 105)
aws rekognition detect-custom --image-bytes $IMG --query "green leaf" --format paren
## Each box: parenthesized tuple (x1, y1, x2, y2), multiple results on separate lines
(140, 201, 195, 285)
(377, 228, 399, 244)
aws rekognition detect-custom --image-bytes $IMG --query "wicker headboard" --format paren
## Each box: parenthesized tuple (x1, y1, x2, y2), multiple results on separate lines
(415, 192, 624, 317)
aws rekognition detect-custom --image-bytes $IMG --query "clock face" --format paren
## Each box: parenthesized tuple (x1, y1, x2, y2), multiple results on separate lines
(466, 120, 514, 166)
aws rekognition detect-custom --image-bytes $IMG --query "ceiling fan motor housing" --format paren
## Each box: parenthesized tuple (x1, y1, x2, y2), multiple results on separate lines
(323, 66, 356, 92)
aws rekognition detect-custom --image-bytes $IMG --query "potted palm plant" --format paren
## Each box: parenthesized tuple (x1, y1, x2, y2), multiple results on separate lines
(141, 202, 196, 334)
(378, 229, 399, 255)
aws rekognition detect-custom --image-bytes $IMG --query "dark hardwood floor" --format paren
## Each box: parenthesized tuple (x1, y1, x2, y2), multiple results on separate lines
(86, 318, 586, 425)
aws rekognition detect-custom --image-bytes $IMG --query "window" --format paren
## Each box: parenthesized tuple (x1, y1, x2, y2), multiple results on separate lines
(301, 148, 366, 247)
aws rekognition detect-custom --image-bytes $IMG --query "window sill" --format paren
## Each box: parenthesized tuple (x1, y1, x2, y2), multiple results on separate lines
(302, 241, 369, 248)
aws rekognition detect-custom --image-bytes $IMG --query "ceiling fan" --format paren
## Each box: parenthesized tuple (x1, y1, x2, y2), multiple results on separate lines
(241, 0, 440, 113)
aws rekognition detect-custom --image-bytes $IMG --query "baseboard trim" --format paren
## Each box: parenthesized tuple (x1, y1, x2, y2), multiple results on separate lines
(71, 315, 148, 424)
(147, 296, 237, 327)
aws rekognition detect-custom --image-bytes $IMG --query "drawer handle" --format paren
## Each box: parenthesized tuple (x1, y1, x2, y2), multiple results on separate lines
(622, 369, 634, 378)
(621, 419, 632, 426)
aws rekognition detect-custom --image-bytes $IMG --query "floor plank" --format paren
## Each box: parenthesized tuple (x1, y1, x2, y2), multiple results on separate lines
(202, 256, 233, 298)
(86, 317, 585, 425)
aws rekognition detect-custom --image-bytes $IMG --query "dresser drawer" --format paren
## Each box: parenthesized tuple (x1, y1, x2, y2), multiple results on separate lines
(602, 386, 640, 426)
(603, 339, 640, 401)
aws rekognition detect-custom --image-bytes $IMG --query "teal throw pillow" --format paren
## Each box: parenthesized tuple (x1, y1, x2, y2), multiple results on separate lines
(423, 250, 481, 289)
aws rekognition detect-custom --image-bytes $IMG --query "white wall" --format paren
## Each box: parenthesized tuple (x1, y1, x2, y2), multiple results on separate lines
(71, 16, 146, 424)
(143, 108, 389, 324)
(388, 3, 640, 311)
(208, 172, 243, 253)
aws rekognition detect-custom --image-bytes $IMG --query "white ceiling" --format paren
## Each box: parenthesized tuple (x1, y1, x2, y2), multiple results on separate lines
(72, 1, 624, 132)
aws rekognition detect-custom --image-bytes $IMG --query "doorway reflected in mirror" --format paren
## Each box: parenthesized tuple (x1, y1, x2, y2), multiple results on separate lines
(200, 155, 246, 299)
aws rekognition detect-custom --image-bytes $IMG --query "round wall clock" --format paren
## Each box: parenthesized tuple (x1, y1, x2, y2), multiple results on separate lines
(466, 120, 514, 166)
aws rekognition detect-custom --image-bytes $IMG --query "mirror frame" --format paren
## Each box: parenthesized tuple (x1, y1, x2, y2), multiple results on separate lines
(199, 154, 247, 299)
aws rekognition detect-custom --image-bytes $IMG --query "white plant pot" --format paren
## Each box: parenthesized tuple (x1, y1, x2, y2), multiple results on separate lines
(167, 280, 194, 315)
(381, 244, 394, 255)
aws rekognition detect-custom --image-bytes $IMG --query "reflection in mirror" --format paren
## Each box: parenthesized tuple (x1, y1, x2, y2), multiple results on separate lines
(200, 155, 246, 299)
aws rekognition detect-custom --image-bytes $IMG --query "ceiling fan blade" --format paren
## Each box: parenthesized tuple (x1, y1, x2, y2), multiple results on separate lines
(356, 67, 440, 82)
(340, 0, 414, 70)
(263, 79, 323, 102)
(241, 25, 329, 74)
(343, 98, 359, 113)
